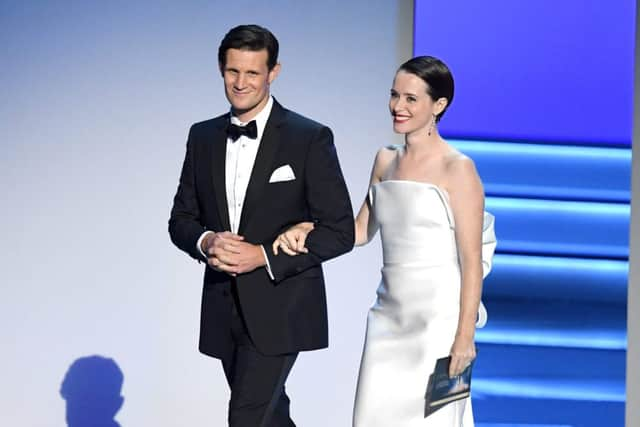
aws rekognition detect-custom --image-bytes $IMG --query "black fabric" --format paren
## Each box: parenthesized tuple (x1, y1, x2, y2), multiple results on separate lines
(169, 100, 354, 358)
(169, 99, 354, 426)
(222, 284, 297, 427)
(227, 120, 258, 141)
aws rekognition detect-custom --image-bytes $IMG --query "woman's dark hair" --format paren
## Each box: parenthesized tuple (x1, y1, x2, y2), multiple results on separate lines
(398, 56, 454, 122)
(218, 25, 279, 70)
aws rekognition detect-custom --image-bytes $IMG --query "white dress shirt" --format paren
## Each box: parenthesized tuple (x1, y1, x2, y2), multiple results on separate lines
(197, 96, 274, 278)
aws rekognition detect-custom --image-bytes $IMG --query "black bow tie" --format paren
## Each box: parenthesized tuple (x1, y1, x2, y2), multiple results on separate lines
(227, 120, 258, 141)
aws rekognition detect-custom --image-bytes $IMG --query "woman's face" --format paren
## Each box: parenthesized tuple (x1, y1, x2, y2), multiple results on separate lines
(389, 70, 445, 135)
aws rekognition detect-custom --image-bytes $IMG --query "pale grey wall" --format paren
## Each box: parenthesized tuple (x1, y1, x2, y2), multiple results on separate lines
(0, 1, 413, 426)
(626, 2, 640, 426)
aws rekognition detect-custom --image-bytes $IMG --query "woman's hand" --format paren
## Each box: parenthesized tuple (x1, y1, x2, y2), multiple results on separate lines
(272, 222, 315, 256)
(449, 333, 476, 378)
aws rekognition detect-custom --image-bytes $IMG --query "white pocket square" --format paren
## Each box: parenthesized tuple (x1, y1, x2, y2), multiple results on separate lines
(269, 164, 296, 183)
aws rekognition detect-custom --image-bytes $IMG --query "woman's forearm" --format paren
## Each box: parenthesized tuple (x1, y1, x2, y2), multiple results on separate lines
(456, 265, 483, 337)
(354, 219, 367, 246)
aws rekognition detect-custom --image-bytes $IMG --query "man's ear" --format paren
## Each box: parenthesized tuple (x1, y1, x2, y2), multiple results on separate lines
(268, 63, 282, 84)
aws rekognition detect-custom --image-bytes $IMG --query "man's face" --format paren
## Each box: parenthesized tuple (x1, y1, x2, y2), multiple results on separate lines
(221, 48, 280, 121)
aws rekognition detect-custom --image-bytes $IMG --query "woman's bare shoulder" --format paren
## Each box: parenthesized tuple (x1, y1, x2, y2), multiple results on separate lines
(443, 146, 481, 190)
(444, 148, 475, 174)
(372, 144, 401, 177)
(380, 144, 402, 157)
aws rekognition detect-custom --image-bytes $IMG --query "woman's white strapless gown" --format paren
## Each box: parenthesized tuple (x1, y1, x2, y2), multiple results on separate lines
(353, 180, 496, 427)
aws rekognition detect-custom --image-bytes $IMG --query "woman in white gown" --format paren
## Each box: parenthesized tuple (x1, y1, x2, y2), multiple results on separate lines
(273, 56, 495, 427)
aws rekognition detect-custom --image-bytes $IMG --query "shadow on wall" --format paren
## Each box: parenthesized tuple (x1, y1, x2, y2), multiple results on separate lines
(60, 355, 124, 427)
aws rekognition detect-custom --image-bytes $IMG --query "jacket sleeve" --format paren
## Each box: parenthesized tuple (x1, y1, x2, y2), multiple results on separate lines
(168, 126, 208, 263)
(264, 126, 354, 282)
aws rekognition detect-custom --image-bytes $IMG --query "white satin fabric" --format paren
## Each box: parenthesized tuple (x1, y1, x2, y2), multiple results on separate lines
(353, 180, 496, 427)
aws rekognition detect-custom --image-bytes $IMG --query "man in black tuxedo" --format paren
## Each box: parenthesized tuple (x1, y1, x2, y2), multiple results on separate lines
(169, 25, 354, 426)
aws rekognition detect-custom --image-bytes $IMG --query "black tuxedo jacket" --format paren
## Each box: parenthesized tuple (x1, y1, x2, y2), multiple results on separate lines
(169, 100, 354, 359)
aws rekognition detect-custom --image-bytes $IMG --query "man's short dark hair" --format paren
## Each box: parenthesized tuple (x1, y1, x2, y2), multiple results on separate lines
(218, 25, 279, 70)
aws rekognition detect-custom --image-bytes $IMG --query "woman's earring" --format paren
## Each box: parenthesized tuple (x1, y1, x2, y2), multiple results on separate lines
(428, 114, 437, 136)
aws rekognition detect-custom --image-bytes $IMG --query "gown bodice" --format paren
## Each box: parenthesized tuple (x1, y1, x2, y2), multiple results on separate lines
(371, 180, 458, 267)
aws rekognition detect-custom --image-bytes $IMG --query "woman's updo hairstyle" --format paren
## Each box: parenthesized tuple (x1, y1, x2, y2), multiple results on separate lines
(398, 56, 454, 122)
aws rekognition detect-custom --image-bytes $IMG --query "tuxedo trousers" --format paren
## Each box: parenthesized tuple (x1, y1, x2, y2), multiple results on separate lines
(220, 283, 297, 427)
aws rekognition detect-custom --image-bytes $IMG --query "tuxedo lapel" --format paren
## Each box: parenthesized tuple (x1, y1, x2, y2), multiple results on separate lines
(238, 102, 286, 235)
(211, 116, 231, 232)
